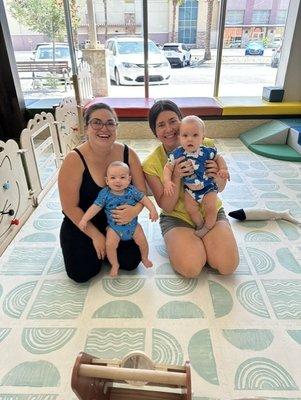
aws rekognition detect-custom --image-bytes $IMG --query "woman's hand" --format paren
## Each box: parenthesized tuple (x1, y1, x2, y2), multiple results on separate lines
(205, 159, 219, 178)
(112, 204, 141, 225)
(91, 232, 106, 259)
(218, 168, 230, 181)
(173, 157, 194, 179)
(206, 159, 227, 192)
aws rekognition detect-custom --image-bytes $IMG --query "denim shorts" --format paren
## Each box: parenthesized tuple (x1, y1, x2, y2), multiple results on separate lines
(159, 207, 229, 236)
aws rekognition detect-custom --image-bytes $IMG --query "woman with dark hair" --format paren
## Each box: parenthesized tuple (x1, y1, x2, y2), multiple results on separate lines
(58, 102, 146, 282)
(143, 100, 239, 277)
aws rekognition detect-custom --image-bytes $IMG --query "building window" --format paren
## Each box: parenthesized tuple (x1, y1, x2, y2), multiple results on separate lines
(276, 10, 287, 24)
(251, 10, 270, 25)
(225, 10, 245, 25)
(178, 0, 198, 44)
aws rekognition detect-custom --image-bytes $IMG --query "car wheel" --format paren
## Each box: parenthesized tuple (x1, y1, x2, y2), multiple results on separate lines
(115, 68, 121, 85)
(187, 56, 191, 66)
(180, 59, 185, 68)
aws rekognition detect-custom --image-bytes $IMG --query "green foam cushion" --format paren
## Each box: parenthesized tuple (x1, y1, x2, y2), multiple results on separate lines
(250, 144, 301, 161)
(240, 121, 288, 147)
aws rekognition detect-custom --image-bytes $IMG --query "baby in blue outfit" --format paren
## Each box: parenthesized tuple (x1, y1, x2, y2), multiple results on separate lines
(79, 161, 158, 276)
(163, 115, 229, 238)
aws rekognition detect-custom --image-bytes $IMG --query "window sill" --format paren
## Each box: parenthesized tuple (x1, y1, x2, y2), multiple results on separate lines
(218, 96, 301, 117)
(25, 96, 301, 120)
(86, 97, 223, 118)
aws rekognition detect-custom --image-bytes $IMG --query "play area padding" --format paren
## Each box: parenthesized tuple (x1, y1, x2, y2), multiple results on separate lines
(87, 97, 223, 118)
(218, 96, 301, 116)
(239, 119, 301, 161)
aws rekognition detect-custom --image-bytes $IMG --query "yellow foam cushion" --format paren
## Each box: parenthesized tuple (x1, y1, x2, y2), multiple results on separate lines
(217, 97, 301, 116)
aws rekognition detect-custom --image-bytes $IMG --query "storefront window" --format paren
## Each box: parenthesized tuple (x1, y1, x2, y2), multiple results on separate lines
(219, 0, 289, 96)
(3, 0, 292, 100)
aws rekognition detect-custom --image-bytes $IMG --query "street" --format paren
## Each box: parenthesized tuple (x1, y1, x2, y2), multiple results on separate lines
(109, 63, 278, 97)
(15, 49, 278, 98)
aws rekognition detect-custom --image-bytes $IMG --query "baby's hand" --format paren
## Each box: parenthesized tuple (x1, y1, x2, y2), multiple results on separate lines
(79, 219, 87, 232)
(217, 168, 230, 181)
(164, 181, 175, 196)
(149, 209, 159, 222)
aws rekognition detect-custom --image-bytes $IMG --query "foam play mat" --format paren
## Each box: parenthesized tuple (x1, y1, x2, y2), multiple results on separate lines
(240, 120, 301, 161)
(1, 138, 301, 399)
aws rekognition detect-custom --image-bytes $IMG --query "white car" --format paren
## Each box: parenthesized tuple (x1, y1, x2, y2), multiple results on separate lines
(162, 43, 191, 67)
(34, 43, 82, 68)
(105, 37, 171, 85)
(271, 37, 282, 48)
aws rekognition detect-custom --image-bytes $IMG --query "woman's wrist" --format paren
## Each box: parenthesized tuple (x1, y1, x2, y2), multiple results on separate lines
(172, 173, 182, 184)
(87, 224, 103, 240)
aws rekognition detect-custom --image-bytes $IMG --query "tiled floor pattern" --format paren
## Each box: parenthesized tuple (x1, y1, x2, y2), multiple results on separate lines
(1, 138, 301, 400)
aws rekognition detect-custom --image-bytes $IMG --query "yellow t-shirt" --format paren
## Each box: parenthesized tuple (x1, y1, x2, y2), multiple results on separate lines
(142, 139, 222, 226)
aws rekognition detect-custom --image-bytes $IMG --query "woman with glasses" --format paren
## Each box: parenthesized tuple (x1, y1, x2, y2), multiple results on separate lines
(58, 102, 146, 282)
(142, 100, 239, 277)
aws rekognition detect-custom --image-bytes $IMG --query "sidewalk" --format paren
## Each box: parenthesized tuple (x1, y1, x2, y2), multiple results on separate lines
(190, 49, 271, 65)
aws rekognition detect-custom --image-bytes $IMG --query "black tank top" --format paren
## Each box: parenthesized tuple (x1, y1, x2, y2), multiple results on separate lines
(67, 145, 129, 228)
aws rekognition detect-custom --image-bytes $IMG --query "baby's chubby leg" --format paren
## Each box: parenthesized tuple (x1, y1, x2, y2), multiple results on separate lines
(184, 191, 203, 228)
(203, 191, 218, 229)
(195, 191, 218, 238)
(106, 228, 121, 277)
(133, 223, 153, 268)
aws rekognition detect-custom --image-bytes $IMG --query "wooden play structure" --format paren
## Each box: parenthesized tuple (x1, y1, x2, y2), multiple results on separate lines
(0, 98, 82, 256)
(71, 351, 192, 400)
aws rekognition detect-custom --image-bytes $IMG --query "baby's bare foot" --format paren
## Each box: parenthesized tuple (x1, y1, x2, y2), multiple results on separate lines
(142, 258, 153, 268)
(110, 264, 119, 277)
(195, 225, 211, 238)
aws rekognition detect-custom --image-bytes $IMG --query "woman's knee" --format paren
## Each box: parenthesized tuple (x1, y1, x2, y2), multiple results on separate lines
(66, 268, 95, 283)
(171, 257, 206, 278)
(213, 253, 240, 275)
(118, 240, 141, 270)
(68, 274, 90, 283)
(64, 255, 102, 283)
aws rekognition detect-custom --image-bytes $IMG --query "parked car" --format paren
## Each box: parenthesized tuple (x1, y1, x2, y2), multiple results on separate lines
(271, 37, 282, 48)
(162, 42, 191, 67)
(33, 42, 67, 53)
(271, 45, 281, 68)
(245, 41, 265, 56)
(33, 43, 82, 67)
(32, 43, 82, 83)
(105, 37, 171, 85)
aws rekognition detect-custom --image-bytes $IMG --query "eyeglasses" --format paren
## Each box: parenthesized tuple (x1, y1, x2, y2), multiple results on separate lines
(88, 118, 118, 131)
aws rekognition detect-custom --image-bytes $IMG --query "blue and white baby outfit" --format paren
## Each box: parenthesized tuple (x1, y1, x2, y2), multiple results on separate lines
(168, 145, 218, 202)
(94, 185, 144, 240)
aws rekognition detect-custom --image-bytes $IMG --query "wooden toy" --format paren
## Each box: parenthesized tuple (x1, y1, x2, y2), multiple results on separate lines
(71, 351, 192, 400)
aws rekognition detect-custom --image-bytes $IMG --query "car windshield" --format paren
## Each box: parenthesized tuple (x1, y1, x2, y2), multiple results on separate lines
(37, 47, 70, 59)
(117, 41, 160, 54)
(163, 45, 179, 51)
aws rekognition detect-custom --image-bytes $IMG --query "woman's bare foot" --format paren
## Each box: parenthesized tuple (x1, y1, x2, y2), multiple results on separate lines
(142, 258, 153, 268)
(110, 264, 119, 277)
